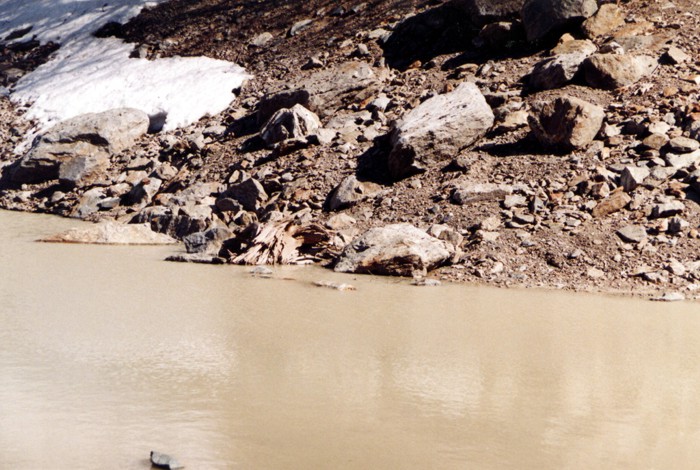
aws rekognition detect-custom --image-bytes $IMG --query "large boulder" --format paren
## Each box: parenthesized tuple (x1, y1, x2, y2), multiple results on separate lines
(529, 96, 604, 150)
(583, 54, 658, 89)
(521, 0, 598, 42)
(10, 108, 149, 184)
(334, 223, 456, 276)
(388, 82, 494, 180)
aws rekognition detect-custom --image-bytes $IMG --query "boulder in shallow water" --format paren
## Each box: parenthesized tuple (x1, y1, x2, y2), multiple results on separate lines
(334, 223, 455, 277)
(150, 451, 184, 470)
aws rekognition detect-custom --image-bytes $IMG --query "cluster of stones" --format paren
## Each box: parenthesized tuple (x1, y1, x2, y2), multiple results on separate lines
(1, 0, 700, 296)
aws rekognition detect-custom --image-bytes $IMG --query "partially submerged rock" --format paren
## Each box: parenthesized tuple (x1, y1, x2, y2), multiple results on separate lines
(334, 223, 455, 277)
(150, 451, 184, 470)
(39, 222, 177, 245)
(388, 82, 494, 180)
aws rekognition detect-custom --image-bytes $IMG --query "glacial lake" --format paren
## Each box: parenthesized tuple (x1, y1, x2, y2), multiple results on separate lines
(1, 209, 700, 469)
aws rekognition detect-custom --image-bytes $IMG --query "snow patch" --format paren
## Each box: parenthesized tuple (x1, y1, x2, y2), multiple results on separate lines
(0, 0, 250, 139)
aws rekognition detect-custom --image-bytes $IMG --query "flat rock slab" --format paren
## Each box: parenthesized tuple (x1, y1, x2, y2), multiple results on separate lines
(334, 223, 455, 277)
(39, 222, 177, 245)
(388, 81, 494, 180)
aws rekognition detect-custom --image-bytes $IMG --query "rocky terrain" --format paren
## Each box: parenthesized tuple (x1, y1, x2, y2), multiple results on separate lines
(2, 0, 700, 300)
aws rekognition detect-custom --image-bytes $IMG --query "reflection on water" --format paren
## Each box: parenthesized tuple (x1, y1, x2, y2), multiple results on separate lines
(1, 210, 700, 469)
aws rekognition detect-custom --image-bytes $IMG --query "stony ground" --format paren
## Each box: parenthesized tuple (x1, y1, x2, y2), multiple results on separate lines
(2, 0, 700, 300)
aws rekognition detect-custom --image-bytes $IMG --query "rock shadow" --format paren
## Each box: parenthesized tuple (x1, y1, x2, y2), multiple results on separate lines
(355, 133, 394, 185)
(381, 2, 477, 71)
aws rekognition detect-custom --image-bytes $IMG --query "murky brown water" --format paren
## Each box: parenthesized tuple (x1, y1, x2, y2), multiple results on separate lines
(2, 210, 700, 469)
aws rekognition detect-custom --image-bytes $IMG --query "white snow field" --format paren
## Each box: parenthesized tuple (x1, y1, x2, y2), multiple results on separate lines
(0, 0, 250, 135)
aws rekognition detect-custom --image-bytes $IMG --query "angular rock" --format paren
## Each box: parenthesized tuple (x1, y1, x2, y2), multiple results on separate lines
(529, 96, 604, 150)
(257, 89, 311, 126)
(452, 183, 512, 205)
(388, 82, 494, 180)
(668, 137, 700, 153)
(126, 177, 162, 206)
(260, 104, 321, 147)
(592, 190, 631, 217)
(620, 166, 650, 192)
(334, 223, 455, 277)
(58, 154, 109, 189)
(39, 222, 177, 245)
(666, 149, 700, 169)
(583, 54, 658, 89)
(663, 46, 691, 65)
(528, 40, 596, 90)
(327, 175, 382, 211)
(184, 227, 233, 254)
(616, 225, 647, 244)
(224, 177, 268, 212)
(10, 108, 149, 184)
(299, 61, 383, 118)
(651, 201, 684, 219)
(581, 4, 624, 38)
(521, 0, 598, 42)
(72, 187, 106, 219)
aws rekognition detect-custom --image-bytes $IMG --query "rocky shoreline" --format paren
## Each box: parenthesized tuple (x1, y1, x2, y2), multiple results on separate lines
(2, 0, 700, 300)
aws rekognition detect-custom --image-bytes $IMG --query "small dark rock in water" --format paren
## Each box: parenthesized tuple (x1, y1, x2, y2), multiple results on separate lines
(150, 451, 184, 469)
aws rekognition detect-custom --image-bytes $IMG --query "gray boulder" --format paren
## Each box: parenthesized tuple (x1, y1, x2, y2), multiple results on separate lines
(528, 40, 596, 90)
(388, 82, 494, 180)
(11, 108, 149, 184)
(260, 104, 321, 147)
(334, 223, 455, 277)
(529, 96, 604, 150)
(521, 0, 598, 42)
(184, 227, 234, 254)
(583, 54, 657, 89)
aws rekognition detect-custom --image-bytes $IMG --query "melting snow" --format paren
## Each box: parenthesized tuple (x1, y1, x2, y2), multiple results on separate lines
(0, 0, 250, 135)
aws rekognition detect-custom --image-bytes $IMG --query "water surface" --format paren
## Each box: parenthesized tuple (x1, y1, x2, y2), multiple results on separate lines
(1, 210, 699, 469)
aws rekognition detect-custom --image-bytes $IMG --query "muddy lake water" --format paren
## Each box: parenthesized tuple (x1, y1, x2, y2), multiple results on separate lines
(1, 210, 700, 469)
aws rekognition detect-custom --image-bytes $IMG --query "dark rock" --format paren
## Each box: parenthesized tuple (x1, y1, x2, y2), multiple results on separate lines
(521, 0, 598, 42)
